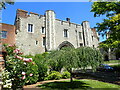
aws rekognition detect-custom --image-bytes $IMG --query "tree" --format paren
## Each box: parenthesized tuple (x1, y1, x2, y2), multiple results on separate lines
(47, 47, 103, 82)
(0, 0, 14, 10)
(76, 47, 103, 71)
(91, 2, 120, 49)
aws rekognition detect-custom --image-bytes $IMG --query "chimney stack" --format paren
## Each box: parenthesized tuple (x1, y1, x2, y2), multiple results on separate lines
(66, 18, 70, 22)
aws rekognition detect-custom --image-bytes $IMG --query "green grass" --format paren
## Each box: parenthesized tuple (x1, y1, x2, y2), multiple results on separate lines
(104, 60, 120, 64)
(38, 79, 120, 89)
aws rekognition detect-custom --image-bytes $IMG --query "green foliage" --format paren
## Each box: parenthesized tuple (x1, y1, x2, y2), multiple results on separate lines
(62, 71, 70, 79)
(46, 47, 103, 82)
(76, 47, 103, 71)
(24, 61, 38, 84)
(4, 45, 39, 89)
(45, 71, 62, 80)
(44, 71, 62, 80)
(46, 50, 65, 72)
(33, 54, 48, 81)
(91, 2, 120, 49)
(61, 47, 79, 72)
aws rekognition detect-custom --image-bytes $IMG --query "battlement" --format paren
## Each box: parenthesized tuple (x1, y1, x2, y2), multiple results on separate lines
(17, 9, 28, 18)
(29, 12, 39, 16)
(17, 9, 43, 19)
(55, 19, 81, 28)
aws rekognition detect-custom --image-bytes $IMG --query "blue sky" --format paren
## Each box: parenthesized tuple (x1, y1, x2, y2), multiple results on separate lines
(2, 2, 106, 42)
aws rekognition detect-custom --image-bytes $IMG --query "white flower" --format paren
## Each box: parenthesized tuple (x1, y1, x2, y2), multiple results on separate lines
(29, 73, 33, 76)
(23, 62, 26, 65)
(22, 72, 26, 75)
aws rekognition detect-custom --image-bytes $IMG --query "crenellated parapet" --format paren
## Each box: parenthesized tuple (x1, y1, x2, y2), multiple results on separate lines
(55, 19, 81, 28)
(17, 9, 29, 18)
(16, 9, 44, 19)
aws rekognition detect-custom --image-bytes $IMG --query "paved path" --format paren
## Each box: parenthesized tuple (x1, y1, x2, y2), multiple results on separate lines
(24, 79, 71, 88)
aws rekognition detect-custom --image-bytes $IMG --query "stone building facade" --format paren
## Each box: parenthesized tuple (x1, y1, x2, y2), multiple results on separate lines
(15, 9, 99, 55)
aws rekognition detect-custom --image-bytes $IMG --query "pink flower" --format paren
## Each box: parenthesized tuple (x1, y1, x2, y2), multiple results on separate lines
(23, 58, 32, 62)
(15, 56, 23, 60)
(13, 49, 20, 54)
(22, 72, 26, 75)
(23, 58, 30, 62)
(29, 58, 32, 62)
(22, 76, 26, 80)
(29, 73, 33, 76)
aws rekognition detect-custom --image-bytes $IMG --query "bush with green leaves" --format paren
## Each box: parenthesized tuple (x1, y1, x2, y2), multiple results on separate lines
(3, 44, 39, 89)
(76, 47, 103, 71)
(44, 71, 62, 80)
(46, 47, 103, 82)
(62, 71, 70, 79)
(46, 50, 65, 72)
(33, 53, 48, 81)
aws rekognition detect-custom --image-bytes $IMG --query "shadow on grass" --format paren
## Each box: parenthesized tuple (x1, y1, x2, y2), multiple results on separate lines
(38, 80, 91, 89)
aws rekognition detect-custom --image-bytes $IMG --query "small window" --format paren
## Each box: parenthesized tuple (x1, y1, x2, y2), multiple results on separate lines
(79, 32, 82, 39)
(92, 36, 93, 41)
(2, 31, 7, 39)
(41, 27, 45, 34)
(43, 37, 46, 46)
(28, 24, 33, 32)
(64, 29, 68, 37)
(75, 30, 77, 33)
(93, 45, 95, 48)
(80, 43, 83, 47)
(36, 41, 38, 45)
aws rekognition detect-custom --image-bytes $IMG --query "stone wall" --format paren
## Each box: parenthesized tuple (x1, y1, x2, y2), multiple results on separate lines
(15, 9, 99, 55)
(15, 9, 45, 55)
(54, 19, 83, 49)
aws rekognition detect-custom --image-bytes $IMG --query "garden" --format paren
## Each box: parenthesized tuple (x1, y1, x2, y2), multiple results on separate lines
(0, 44, 120, 89)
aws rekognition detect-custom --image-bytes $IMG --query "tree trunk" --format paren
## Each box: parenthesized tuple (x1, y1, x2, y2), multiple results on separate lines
(70, 69, 73, 83)
(70, 72, 73, 83)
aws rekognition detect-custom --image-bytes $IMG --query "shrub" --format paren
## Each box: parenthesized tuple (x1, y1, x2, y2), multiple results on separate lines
(45, 71, 62, 80)
(33, 54, 48, 81)
(62, 71, 70, 79)
(0, 68, 12, 89)
(3, 44, 39, 89)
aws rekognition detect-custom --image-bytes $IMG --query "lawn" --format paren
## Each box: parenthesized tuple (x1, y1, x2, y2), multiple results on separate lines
(104, 60, 120, 64)
(38, 79, 120, 89)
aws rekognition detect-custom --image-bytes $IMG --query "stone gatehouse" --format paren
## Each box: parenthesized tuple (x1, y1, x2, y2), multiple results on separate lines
(14, 9, 99, 55)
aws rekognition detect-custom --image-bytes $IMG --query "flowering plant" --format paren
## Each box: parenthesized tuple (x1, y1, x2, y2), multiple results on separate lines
(0, 68, 12, 89)
(3, 44, 38, 89)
